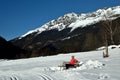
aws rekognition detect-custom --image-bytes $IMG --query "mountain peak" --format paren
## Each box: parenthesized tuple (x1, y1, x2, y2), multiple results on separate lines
(19, 6, 120, 39)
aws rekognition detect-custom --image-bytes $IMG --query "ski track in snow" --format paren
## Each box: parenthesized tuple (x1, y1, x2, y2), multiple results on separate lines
(0, 71, 54, 80)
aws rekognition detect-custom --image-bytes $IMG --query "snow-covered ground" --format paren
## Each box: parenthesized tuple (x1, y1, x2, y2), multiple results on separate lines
(0, 45, 120, 80)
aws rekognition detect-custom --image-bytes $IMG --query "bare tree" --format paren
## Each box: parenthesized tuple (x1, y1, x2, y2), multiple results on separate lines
(101, 10, 119, 58)
(101, 19, 118, 45)
(102, 34, 109, 58)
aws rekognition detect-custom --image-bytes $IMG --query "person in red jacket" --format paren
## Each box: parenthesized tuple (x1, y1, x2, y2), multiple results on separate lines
(65, 56, 79, 69)
(70, 56, 79, 65)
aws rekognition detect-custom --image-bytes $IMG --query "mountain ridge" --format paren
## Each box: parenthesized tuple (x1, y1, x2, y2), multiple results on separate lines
(19, 6, 120, 39)
(10, 5, 120, 58)
(0, 36, 26, 59)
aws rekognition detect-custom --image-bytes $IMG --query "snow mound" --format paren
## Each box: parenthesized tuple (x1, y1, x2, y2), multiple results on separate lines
(97, 45, 120, 50)
(50, 60, 104, 71)
(73, 60, 104, 70)
(98, 74, 110, 80)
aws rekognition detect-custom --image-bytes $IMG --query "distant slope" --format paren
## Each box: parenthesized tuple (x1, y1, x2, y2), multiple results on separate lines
(11, 6, 120, 58)
(0, 36, 26, 59)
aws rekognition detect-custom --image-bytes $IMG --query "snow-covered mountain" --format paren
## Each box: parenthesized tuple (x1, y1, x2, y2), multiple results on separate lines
(0, 45, 120, 80)
(11, 5, 120, 58)
(20, 6, 120, 39)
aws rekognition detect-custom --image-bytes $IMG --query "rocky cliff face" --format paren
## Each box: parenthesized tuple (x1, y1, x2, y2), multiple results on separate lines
(11, 6, 120, 58)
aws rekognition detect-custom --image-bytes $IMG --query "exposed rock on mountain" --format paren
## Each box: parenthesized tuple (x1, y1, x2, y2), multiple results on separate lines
(11, 6, 120, 58)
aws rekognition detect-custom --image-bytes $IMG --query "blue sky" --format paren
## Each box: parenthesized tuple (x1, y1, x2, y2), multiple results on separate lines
(0, 0, 120, 40)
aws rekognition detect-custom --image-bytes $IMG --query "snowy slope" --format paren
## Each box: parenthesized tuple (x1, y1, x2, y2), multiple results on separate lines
(0, 45, 120, 80)
(20, 6, 120, 39)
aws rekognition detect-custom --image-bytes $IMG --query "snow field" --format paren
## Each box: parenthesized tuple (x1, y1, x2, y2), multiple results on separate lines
(0, 45, 120, 80)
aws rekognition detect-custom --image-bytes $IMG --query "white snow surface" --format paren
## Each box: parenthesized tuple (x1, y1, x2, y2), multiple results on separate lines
(0, 45, 120, 80)
(19, 6, 120, 39)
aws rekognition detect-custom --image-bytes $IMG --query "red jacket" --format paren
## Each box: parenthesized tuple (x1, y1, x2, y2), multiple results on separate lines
(69, 58, 78, 65)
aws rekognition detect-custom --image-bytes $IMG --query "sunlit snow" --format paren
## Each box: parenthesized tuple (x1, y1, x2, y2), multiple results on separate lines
(0, 45, 120, 80)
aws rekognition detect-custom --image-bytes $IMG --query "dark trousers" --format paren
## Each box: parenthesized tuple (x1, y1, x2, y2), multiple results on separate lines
(65, 64, 75, 69)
